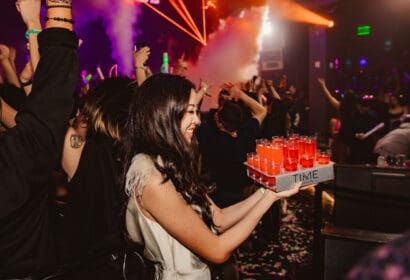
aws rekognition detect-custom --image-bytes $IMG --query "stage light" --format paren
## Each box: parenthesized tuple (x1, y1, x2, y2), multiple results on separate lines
(359, 57, 368, 67)
(269, 0, 334, 28)
(262, 20, 273, 35)
(384, 40, 392, 51)
(334, 58, 339, 69)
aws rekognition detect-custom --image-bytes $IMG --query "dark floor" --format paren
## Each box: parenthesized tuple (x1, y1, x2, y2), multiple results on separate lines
(237, 188, 323, 279)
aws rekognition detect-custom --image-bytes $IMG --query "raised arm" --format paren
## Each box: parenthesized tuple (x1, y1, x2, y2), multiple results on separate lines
(134, 45, 151, 86)
(266, 79, 281, 100)
(221, 82, 267, 125)
(318, 78, 340, 110)
(0, 0, 78, 218)
(174, 53, 188, 76)
(0, 45, 20, 88)
(19, 61, 34, 95)
(18, 0, 41, 72)
(16, 0, 42, 95)
(61, 118, 87, 181)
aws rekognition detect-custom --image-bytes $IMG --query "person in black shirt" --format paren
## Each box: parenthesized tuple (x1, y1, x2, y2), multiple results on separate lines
(198, 82, 266, 208)
(59, 77, 136, 279)
(0, 0, 79, 278)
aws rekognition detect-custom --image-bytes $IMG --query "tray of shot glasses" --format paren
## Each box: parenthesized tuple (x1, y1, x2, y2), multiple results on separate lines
(245, 136, 335, 192)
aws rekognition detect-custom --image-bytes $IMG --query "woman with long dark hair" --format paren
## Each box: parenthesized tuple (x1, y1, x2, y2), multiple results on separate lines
(122, 73, 302, 279)
(60, 77, 136, 279)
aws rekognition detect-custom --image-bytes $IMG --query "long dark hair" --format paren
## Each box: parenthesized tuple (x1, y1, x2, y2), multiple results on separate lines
(122, 73, 213, 228)
(81, 76, 137, 141)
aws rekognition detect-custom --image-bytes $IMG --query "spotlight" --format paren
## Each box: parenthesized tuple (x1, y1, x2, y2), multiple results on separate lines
(269, 0, 334, 28)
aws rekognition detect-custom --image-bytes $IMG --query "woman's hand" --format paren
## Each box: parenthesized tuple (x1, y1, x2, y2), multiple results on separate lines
(0, 44, 10, 62)
(266, 181, 303, 200)
(133, 46, 150, 68)
(197, 79, 211, 98)
(221, 82, 243, 101)
(174, 53, 188, 76)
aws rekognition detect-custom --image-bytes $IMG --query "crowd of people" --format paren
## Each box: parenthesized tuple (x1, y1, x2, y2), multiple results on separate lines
(0, 1, 409, 280)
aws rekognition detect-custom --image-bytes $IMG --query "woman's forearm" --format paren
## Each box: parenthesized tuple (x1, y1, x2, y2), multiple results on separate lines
(0, 60, 20, 88)
(45, 0, 73, 30)
(212, 188, 265, 233)
(217, 190, 280, 253)
(320, 85, 340, 110)
(237, 89, 267, 124)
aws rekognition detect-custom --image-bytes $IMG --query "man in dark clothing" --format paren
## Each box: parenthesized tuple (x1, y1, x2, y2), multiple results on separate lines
(0, 1, 79, 277)
(198, 83, 266, 207)
(197, 83, 266, 280)
(199, 101, 260, 207)
(349, 99, 379, 164)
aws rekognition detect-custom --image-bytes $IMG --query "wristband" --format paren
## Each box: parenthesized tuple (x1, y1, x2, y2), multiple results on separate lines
(44, 16, 75, 24)
(46, 5, 72, 9)
(25, 29, 41, 40)
(19, 79, 32, 87)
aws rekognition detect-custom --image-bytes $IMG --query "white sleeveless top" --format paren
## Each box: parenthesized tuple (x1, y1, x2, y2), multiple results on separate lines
(125, 153, 211, 280)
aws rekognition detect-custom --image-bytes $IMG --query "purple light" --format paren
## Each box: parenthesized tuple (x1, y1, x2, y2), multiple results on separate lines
(334, 58, 340, 69)
(359, 57, 367, 67)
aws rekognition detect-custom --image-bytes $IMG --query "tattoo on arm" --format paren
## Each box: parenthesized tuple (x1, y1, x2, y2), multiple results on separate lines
(70, 134, 84, 149)
(49, 0, 72, 4)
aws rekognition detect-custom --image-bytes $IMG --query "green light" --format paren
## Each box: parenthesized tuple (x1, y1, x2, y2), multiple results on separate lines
(357, 25, 371, 36)
(163, 52, 169, 64)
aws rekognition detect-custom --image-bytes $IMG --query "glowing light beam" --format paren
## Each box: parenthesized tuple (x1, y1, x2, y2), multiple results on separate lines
(269, 0, 334, 28)
(176, 0, 203, 40)
(202, 0, 207, 45)
(139, 1, 206, 45)
(169, 0, 204, 42)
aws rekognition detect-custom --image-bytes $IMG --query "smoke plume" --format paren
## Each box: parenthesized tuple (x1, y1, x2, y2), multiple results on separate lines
(186, 7, 266, 111)
(73, 0, 141, 75)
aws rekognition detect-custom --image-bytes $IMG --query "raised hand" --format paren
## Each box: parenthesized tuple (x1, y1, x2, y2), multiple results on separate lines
(16, 0, 41, 29)
(133, 46, 150, 68)
(221, 82, 242, 100)
(317, 77, 326, 88)
(175, 53, 188, 76)
(0, 44, 10, 61)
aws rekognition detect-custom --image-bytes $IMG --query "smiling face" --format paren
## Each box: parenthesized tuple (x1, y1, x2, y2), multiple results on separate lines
(180, 89, 201, 143)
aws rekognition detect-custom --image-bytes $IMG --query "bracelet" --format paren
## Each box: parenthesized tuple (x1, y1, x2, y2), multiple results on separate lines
(46, 5, 72, 9)
(258, 187, 265, 194)
(44, 16, 75, 24)
(25, 29, 41, 40)
(19, 79, 32, 87)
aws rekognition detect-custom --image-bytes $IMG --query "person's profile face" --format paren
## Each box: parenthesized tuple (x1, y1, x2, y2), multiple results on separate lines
(180, 89, 201, 143)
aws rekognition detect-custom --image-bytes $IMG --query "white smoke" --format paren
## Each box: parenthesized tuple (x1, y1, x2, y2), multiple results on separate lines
(185, 6, 266, 111)
(73, 0, 141, 75)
